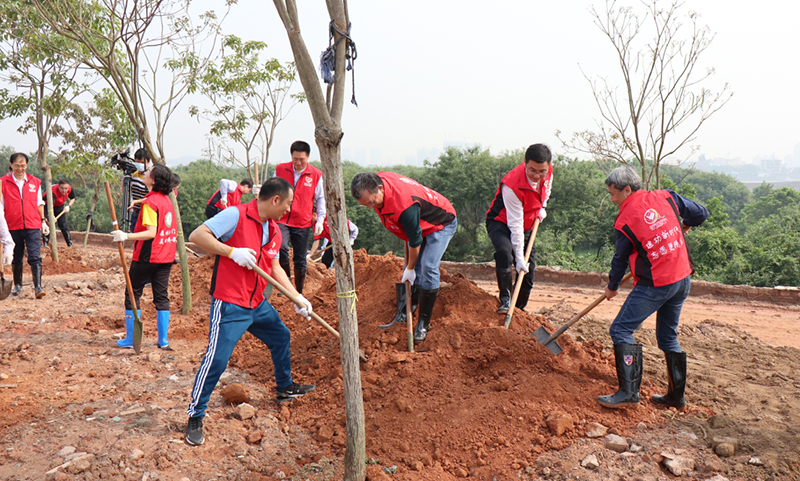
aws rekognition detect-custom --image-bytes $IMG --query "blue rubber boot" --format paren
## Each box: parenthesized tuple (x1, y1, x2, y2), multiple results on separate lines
(117, 310, 137, 348)
(157, 310, 173, 350)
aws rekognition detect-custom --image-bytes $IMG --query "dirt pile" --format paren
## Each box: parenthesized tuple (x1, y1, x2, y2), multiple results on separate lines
(173, 249, 669, 478)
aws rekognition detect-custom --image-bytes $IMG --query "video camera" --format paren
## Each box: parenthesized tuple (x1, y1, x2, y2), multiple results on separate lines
(110, 149, 138, 176)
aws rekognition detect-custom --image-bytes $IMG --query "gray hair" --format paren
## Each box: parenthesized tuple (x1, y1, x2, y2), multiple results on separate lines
(350, 172, 383, 200)
(605, 166, 642, 192)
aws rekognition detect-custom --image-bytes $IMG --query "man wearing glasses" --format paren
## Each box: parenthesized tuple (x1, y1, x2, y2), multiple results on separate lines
(485, 144, 552, 314)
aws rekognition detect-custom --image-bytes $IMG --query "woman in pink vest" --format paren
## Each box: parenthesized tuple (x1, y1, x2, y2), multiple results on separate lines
(598, 166, 708, 409)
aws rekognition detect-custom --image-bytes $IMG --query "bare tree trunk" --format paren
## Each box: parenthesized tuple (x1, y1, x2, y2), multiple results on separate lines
(168, 191, 191, 314)
(38, 141, 58, 263)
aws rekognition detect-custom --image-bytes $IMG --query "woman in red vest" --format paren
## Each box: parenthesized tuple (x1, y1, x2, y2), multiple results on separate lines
(351, 171, 457, 343)
(44, 179, 76, 247)
(1, 153, 48, 298)
(486, 144, 552, 314)
(598, 166, 708, 409)
(110, 164, 178, 350)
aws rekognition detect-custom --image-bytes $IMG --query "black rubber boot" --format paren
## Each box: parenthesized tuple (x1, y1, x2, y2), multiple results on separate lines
(651, 351, 687, 408)
(597, 344, 642, 408)
(515, 269, 534, 310)
(11, 264, 23, 296)
(31, 264, 46, 299)
(379, 283, 418, 328)
(495, 269, 513, 314)
(63, 230, 73, 247)
(413, 288, 439, 343)
(295, 268, 307, 295)
(279, 257, 292, 280)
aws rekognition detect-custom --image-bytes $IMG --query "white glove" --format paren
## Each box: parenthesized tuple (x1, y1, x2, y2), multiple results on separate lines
(220, 197, 228, 207)
(294, 295, 312, 319)
(515, 252, 530, 275)
(537, 208, 546, 221)
(314, 222, 323, 237)
(111, 230, 128, 242)
(400, 267, 416, 285)
(228, 247, 257, 269)
(63, 205, 70, 213)
(2, 249, 12, 266)
(349, 239, 355, 246)
(252, 185, 261, 196)
(41, 221, 50, 236)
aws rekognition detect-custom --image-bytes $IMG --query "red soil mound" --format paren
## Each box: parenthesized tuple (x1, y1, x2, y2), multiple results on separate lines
(174, 249, 663, 478)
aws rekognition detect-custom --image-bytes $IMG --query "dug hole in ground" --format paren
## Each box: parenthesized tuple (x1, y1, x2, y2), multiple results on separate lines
(1, 242, 799, 481)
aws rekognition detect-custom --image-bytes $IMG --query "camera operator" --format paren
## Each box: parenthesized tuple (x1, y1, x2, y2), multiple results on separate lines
(128, 149, 152, 232)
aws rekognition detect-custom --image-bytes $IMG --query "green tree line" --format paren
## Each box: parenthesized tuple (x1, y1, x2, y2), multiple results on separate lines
(5, 144, 796, 288)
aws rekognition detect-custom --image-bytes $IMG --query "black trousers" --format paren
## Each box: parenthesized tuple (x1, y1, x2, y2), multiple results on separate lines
(53, 205, 70, 242)
(486, 218, 535, 283)
(10, 229, 42, 266)
(278, 224, 310, 271)
(321, 248, 334, 269)
(124, 260, 173, 311)
(205, 204, 222, 220)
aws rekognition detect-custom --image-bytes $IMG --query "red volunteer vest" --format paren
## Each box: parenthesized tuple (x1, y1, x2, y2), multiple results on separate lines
(614, 190, 692, 287)
(487, 162, 552, 231)
(51, 185, 72, 207)
(132, 191, 178, 263)
(207, 185, 244, 210)
(2, 173, 42, 230)
(314, 216, 354, 242)
(376, 172, 456, 242)
(275, 162, 322, 228)
(210, 200, 282, 309)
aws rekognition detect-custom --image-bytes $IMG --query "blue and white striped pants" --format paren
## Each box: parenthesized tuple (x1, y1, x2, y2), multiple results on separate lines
(187, 297, 293, 418)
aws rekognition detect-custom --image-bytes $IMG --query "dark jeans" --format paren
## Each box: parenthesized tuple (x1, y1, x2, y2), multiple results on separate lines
(10, 229, 42, 266)
(278, 224, 311, 271)
(609, 276, 691, 352)
(205, 204, 222, 220)
(53, 205, 70, 242)
(124, 260, 173, 311)
(486, 218, 535, 283)
(128, 209, 140, 233)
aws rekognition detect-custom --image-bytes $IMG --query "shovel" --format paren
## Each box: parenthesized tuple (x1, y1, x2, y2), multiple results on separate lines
(0, 244, 10, 300)
(105, 181, 143, 354)
(503, 217, 540, 329)
(405, 280, 414, 353)
(533, 272, 633, 355)
(252, 265, 368, 362)
(311, 244, 332, 262)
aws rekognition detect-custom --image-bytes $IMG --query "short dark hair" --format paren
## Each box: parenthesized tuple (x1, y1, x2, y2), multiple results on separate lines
(134, 148, 151, 161)
(350, 172, 383, 200)
(58, 179, 70, 186)
(150, 164, 174, 194)
(259, 177, 293, 201)
(240, 178, 254, 188)
(172, 173, 181, 188)
(524, 144, 552, 164)
(290, 140, 311, 155)
(10, 153, 28, 165)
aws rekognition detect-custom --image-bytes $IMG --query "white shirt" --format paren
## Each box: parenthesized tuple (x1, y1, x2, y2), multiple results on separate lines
(219, 179, 240, 198)
(502, 174, 551, 262)
(12, 174, 45, 206)
(0, 203, 14, 251)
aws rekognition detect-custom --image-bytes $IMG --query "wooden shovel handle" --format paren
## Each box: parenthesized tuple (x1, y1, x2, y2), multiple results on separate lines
(503, 217, 540, 329)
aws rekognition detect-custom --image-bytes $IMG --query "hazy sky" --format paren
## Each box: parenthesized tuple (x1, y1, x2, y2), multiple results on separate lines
(2, 0, 799, 167)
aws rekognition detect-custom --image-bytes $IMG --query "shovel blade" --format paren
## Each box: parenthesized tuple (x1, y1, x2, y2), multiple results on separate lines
(133, 317, 143, 355)
(532, 327, 563, 355)
(0, 276, 12, 301)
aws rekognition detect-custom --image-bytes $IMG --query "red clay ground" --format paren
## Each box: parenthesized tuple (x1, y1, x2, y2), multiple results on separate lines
(1, 245, 799, 480)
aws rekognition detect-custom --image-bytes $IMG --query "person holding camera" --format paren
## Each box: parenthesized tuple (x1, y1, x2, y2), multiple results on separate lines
(111, 164, 178, 350)
(1, 153, 47, 299)
(127, 148, 152, 232)
(43, 179, 76, 247)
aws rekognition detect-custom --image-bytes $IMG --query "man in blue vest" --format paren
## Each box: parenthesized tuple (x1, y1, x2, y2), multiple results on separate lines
(184, 177, 316, 446)
(598, 166, 708, 409)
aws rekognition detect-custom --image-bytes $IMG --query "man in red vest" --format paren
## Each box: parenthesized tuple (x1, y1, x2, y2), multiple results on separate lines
(351, 171, 458, 343)
(204, 178, 254, 219)
(43, 179, 76, 247)
(1, 153, 48, 298)
(598, 166, 708, 409)
(274, 141, 325, 294)
(184, 177, 315, 446)
(486, 144, 552, 314)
